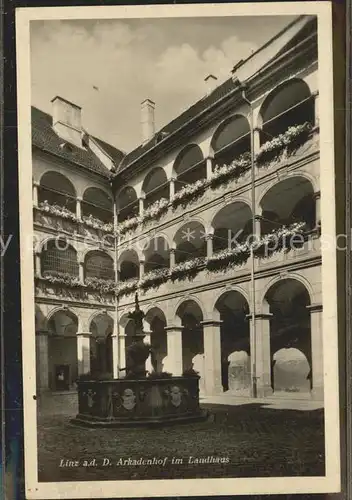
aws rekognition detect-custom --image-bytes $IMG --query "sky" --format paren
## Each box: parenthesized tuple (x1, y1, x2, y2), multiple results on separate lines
(30, 15, 296, 153)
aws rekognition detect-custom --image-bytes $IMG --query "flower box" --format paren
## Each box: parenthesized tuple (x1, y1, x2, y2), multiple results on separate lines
(210, 153, 251, 190)
(170, 257, 205, 282)
(142, 198, 169, 224)
(115, 278, 139, 297)
(39, 271, 82, 288)
(253, 222, 306, 259)
(85, 277, 116, 294)
(82, 215, 114, 233)
(172, 179, 208, 210)
(37, 202, 77, 222)
(139, 268, 170, 291)
(206, 244, 250, 273)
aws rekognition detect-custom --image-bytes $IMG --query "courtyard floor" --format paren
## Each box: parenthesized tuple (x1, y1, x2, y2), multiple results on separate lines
(37, 402, 325, 482)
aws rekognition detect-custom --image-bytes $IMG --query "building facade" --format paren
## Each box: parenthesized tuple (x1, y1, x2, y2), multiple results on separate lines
(33, 15, 323, 404)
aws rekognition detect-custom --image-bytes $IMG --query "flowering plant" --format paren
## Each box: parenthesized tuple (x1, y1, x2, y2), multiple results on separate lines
(206, 243, 250, 272)
(82, 214, 114, 233)
(142, 198, 169, 224)
(139, 267, 170, 290)
(170, 257, 205, 282)
(117, 216, 139, 236)
(256, 122, 312, 165)
(37, 201, 77, 222)
(115, 278, 139, 297)
(210, 152, 251, 189)
(40, 270, 82, 288)
(172, 179, 208, 210)
(252, 222, 306, 258)
(85, 277, 116, 294)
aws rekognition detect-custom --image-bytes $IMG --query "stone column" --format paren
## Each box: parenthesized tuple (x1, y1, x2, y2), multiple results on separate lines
(35, 251, 42, 277)
(169, 178, 175, 201)
(139, 260, 145, 278)
(164, 326, 183, 376)
(76, 197, 82, 221)
(247, 313, 273, 398)
(169, 249, 176, 269)
(307, 304, 324, 401)
(201, 320, 222, 395)
(119, 333, 126, 376)
(206, 234, 213, 259)
(111, 322, 119, 379)
(36, 330, 49, 391)
(77, 332, 91, 375)
(254, 215, 261, 240)
(253, 128, 261, 155)
(78, 260, 85, 284)
(314, 191, 321, 229)
(206, 157, 213, 180)
(143, 320, 153, 374)
(139, 197, 144, 217)
(33, 182, 39, 207)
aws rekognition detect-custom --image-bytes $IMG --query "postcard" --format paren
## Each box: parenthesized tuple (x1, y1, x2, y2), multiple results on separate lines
(16, 2, 341, 498)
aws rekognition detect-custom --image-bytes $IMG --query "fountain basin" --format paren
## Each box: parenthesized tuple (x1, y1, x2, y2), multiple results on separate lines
(71, 376, 208, 427)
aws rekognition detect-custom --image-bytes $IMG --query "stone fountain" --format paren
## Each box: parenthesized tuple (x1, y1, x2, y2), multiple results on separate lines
(71, 294, 207, 427)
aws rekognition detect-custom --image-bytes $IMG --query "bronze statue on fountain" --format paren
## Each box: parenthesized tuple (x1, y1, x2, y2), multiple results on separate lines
(71, 293, 207, 427)
(124, 293, 157, 379)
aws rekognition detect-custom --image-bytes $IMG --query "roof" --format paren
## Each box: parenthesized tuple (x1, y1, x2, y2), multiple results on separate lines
(31, 106, 125, 178)
(117, 15, 316, 174)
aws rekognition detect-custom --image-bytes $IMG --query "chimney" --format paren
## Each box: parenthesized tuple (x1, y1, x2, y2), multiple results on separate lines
(51, 96, 83, 148)
(204, 74, 218, 95)
(141, 99, 155, 145)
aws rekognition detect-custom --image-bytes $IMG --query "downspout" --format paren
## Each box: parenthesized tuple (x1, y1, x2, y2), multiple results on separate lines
(240, 83, 258, 399)
(112, 185, 120, 379)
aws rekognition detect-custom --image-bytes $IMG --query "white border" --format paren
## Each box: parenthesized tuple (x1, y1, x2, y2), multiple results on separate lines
(16, 2, 340, 498)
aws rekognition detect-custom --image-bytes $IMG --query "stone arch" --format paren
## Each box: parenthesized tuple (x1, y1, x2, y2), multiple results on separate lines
(46, 306, 79, 390)
(261, 272, 315, 310)
(117, 248, 140, 282)
(211, 201, 253, 252)
(82, 186, 113, 223)
(89, 311, 114, 377)
(144, 306, 167, 373)
(257, 78, 314, 144)
(258, 175, 316, 234)
(215, 290, 251, 394)
(210, 114, 251, 168)
(84, 250, 115, 281)
(40, 238, 79, 277)
(173, 144, 206, 191)
(264, 277, 312, 395)
(142, 167, 169, 209)
(38, 170, 77, 213)
(143, 235, 170, 273)
(116, 185, 139, 223)
(175, 298, 205, 386)
(173, 220, 207, 264)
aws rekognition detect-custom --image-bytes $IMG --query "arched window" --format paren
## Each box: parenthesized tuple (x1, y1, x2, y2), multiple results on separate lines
(212, 202, 253, 253)
(174, 222, 206, 264)
(144, 237, 169, 273)
(211, 115, 250, 168)
(259, 79, 314, 145)
(41, 239, 79, 277)
(117, 186, 138, 223)
(39, 171, 76, 213)
(84, 251, 114, 280)
(119, 250, 140, 282)
(174, 145, 205, 192)
(142, 168, 169, 209)
(82, 187, 113, 223)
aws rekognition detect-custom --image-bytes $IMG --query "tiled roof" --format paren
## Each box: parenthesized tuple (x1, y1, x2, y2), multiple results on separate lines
(31, 106, 125, 178)
(90, 135, 126, 167)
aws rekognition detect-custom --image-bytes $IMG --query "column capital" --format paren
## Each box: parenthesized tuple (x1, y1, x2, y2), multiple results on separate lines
(36, 329, 49, 336)
(33, 180, 40, 187)
(253, 126, 261, 133)
(201, 320, 223, 327)
(76, 331, 92, 338)
(313, 191, 321, 200)
(246, 313, 273, 320)
(139, 194, 146, 201)
(306, 303, 323, 313)
(205, 233, 214, 241)
(170, 248, 176, 254)
(77, 196, 83, 202)
(165, 325, 183, 333)
(170, 177, 176, 183)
